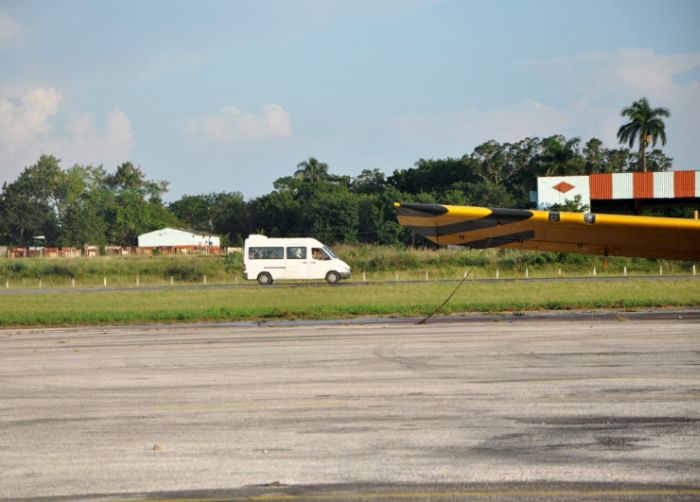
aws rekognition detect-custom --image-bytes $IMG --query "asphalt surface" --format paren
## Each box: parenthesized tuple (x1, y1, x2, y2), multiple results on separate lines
(1, 318, 699, 501)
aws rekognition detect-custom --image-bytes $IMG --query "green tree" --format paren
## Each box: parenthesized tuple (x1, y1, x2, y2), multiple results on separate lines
(582, 138, 605, 173)
(208, 192, 250, 245)
(617, 97, 670, 172)
(310, 190, 359, 243)
(60, 166, 113, 246)
(540, 136, 584, 176)
(0, 155, 65, 245)
(169, 195, 212, 231)
(549, 194, 589, 212)
(61, 191, 111, 246)
(351, 169, 386, 194)
(294, 157, 329, 183)
(644, 149, 673, 172)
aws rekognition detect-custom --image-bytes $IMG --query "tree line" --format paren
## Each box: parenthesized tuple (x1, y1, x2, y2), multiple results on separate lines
(0, 98, 674, 248)
(0, 135, 672, 248)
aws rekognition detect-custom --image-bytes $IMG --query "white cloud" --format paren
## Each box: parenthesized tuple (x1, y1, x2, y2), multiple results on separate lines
(0, 10, 22, 47)
(0, 87, 62, 143)
(185, 104, 293, 142)
(532, 48, 700, 102)
(0, 86, 135, 183)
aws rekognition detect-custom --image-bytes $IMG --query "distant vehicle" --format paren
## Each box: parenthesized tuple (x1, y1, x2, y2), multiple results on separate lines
(243, 235, 351, 285)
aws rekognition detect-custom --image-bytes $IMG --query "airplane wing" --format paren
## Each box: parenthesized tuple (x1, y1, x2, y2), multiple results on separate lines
(394, 202, 700, 261)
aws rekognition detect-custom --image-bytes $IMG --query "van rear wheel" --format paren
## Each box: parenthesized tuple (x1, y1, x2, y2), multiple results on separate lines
(325, 271, 340, 284)
(257, 272, 273, 285)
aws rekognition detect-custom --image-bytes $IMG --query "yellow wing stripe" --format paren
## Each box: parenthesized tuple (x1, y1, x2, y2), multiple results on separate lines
(394, 202, 700, 261)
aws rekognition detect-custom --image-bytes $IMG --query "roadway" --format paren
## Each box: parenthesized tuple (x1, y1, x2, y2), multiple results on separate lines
(0, 273, 698, 296)
(1, 317, 699, 500)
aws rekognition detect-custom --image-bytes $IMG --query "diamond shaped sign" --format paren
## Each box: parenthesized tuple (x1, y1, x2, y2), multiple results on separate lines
(552, 181, 575, 194)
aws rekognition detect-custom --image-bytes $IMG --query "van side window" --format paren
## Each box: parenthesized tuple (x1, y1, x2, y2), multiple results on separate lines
(286, 246, 306, 259)
(249, 246, 284, 259)
(312, 247, 330, 260)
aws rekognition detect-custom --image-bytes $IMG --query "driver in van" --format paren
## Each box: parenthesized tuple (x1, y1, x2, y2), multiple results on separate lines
(312, 248, 327, 260)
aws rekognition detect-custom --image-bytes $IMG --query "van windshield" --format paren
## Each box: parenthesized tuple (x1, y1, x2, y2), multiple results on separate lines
(323, 246, 337, 259)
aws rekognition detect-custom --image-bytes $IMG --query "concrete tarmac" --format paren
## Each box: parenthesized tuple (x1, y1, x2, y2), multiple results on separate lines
(1, 318, 699, 500)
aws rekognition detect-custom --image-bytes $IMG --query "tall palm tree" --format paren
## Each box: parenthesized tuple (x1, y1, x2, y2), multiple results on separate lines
(294, 157, 329, 183)
(617, 98, 670, 172)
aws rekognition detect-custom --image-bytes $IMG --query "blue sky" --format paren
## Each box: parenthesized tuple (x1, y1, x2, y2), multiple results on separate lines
(1, 0, 699, 200)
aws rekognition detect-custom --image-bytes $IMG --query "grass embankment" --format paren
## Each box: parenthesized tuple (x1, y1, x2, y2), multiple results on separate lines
(0, 254, 240, 288)
(1, 279, 699, 326)
(0, 246, 696, 288)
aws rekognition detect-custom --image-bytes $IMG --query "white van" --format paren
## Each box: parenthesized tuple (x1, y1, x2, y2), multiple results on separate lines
(243, 235, 352, 285)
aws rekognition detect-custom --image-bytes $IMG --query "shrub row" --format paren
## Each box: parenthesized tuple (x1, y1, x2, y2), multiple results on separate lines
(0, 245, 693, 281)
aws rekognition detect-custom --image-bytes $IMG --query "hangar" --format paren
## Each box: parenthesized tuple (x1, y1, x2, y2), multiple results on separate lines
(137, 228, 221, 254)
(537, 170, 700, 216)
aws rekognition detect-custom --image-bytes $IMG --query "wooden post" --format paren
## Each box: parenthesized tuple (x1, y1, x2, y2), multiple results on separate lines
(170, 276, 174, 286)
(203, 274, 207, 285)
(103, 276, 107, 287)
(362, 271, 366, 283)
(496, 269, 500, 279)
(624, 266, 627, 277)
(525, 268, 529, 279)
(136, 275, 140, 287)
(593, 266, 597, 277)
(71, 278, 75, 287)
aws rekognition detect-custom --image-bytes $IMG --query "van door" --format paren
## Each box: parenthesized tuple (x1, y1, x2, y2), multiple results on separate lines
(248, 245, 286, 280)
(309, 246, 332, 279)
(285, 245, 309, 279)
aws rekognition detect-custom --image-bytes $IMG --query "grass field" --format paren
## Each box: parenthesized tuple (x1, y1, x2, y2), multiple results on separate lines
(0, 246, 697, 289)
(1, 278, 699, 326)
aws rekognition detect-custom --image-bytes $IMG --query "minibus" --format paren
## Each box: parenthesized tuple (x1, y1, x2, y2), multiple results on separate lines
(243, 235, 351, 285)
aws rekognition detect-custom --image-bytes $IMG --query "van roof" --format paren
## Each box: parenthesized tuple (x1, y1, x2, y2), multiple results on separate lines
(245, 235, 323, 245)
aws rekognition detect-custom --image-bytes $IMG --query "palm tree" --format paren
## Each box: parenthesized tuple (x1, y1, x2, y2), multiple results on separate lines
(294, 157, 329, 183)
(617, 98, 670, 172)
(541, 136, 584, 176)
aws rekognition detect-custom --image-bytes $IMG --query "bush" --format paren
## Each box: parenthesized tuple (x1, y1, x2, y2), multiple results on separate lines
(224, 253, 242, 273)
(43, 263, 77, 278)
(164, 263, 205, 281)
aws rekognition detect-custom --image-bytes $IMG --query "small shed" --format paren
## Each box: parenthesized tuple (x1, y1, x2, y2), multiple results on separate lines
(137, 228, 221, 253)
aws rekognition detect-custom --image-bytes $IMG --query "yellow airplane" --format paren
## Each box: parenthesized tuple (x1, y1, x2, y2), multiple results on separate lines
(394, 202, 700, 261)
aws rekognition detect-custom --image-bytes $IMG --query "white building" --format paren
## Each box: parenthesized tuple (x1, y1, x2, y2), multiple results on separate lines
(537, 175, 590, 209)
(536, 171, 700, 214)
(137, 228, 221, 253)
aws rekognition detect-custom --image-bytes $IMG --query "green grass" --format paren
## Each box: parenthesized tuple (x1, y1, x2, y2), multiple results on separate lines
(0, 246, 695, 289)
(1, 278, 699, 326)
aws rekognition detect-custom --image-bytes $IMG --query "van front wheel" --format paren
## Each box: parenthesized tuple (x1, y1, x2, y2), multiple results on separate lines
(325, 271, 340, 284)
(257, 272, 273, 286)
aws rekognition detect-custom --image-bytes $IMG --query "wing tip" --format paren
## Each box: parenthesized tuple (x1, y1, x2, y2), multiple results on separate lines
(394, 202, 449, 216)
